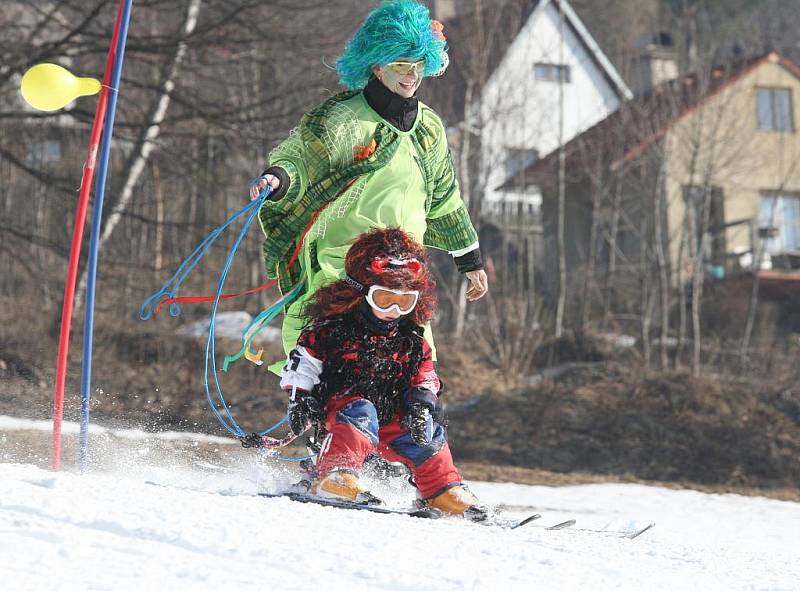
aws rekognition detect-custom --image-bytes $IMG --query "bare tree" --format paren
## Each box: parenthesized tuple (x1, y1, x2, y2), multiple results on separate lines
(74, 0, 203, 311)
(554, 0, 567, 338)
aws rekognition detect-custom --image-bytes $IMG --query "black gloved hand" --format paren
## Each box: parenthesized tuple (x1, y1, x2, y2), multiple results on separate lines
(287, 388, 321, 435)
(402, 403, 434, 446)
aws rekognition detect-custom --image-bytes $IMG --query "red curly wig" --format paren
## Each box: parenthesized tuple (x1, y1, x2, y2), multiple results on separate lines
(305, 227, 437, 325)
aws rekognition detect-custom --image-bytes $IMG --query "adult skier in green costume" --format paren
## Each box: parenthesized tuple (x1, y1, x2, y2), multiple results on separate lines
(250, 0, 487, 369)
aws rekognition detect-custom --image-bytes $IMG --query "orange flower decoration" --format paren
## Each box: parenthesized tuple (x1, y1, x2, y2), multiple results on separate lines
(431, 20, 445, 41)
(354, 138, 377, 161)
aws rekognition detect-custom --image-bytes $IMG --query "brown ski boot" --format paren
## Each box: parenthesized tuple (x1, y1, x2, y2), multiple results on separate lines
(311, 470, 383, 506)
(427, 484, 489, 521)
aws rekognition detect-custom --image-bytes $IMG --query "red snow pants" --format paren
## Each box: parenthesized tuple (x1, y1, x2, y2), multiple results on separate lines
(315, 394, 462, 499)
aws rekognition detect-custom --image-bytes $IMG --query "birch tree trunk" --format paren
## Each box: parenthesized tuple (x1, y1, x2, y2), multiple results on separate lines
(555, 3, 567, 338)
(691, 226, 705, 374)
(640, 213, 652, 368)
(152, 160, 164, 274)
(739, 229, 762, 365)
(602, 178, 623, 331)
(581, 176, 600, 329)
(75, 0, 203, 310)
(675, 211, 687, 369)
(691, 175, 714, 377)
(653, 153, 670, 369)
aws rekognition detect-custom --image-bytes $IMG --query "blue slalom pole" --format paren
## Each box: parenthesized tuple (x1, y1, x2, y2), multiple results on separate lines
(79, 0, 134, 473)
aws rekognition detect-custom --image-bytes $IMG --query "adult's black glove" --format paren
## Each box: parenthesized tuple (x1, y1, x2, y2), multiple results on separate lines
(402, 403, 434, 446)
(240, 432, 264, 448)
(287, 388, 321, 435)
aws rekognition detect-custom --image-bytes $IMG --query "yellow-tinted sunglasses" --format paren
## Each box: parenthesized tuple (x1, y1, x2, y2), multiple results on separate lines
(385, 60, 426, 76)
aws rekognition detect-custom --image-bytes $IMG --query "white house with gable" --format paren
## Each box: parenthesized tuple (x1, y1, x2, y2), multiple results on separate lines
(476, 0, 632, 218)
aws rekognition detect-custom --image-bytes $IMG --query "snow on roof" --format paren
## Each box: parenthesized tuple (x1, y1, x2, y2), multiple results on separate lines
(431, 0, 631, 121)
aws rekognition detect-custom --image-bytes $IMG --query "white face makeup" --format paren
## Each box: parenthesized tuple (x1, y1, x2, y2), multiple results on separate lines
(372, 59, 423, 98)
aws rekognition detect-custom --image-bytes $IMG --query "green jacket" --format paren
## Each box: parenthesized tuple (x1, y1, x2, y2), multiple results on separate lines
(258, 89, 479, 295)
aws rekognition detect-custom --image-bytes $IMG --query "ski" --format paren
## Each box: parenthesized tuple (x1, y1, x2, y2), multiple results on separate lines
(625, 522, 656, 539)
(546, 518, 577, 530)
(258, 491, 442, 519)
(570, 522, 656, 539)
(491, 513, 653, 539)
(259, 492, 552, 529)
(513, 513, 543, 529)
(480, 514, 575, 531)
(147, 480, 647, 536)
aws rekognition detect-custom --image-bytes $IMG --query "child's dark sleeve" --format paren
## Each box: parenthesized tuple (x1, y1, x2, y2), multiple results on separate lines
(404, 340, 441, 410)
(279, 327, 324, 393)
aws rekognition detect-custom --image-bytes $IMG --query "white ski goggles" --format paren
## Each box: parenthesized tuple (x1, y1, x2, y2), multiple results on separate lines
(365, 285, 419, 315)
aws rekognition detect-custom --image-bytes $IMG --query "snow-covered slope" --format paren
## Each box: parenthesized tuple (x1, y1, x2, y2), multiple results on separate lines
(1, 419, 799, 591)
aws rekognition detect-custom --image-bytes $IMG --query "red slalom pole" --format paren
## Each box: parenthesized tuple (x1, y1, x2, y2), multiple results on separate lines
(52, 0, 128, 471)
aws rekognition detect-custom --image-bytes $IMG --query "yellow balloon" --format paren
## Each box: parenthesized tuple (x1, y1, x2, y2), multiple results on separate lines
(20, 63, 101, 112)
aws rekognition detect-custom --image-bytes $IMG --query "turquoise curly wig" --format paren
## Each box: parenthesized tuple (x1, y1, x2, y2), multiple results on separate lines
(336, 0, 448, 90)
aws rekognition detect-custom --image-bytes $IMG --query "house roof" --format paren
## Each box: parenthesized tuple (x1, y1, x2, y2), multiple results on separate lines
(547, 0, 632, 101)
(500, 51, 800, 191)
(428, 0, 631, 122)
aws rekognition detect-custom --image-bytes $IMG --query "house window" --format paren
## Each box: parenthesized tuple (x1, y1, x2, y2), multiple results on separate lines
(534, 63, 571, 83)
(759, 192, 800, 253)
(504, 147, 539, 179)
(756, 88, 794, 131)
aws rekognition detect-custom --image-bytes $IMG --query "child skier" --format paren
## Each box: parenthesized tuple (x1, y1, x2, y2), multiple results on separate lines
(279, 227, 487, 520)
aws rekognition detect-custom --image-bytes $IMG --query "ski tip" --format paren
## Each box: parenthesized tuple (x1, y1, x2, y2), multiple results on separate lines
(511, 513, 543, 529)
(626, 522, 656, 539)
(545, 518, 577, 530)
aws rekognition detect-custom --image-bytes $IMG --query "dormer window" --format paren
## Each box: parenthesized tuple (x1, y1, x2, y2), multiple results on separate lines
(756, 87, 794, 131)
(534, 63, 571, 83)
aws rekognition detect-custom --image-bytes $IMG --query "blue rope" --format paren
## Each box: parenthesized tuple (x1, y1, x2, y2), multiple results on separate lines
(204, 188, 272, 436)
(139, 193, 265, 321)
(141, 186, 310, 459)
(258, 414, 289, 437)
